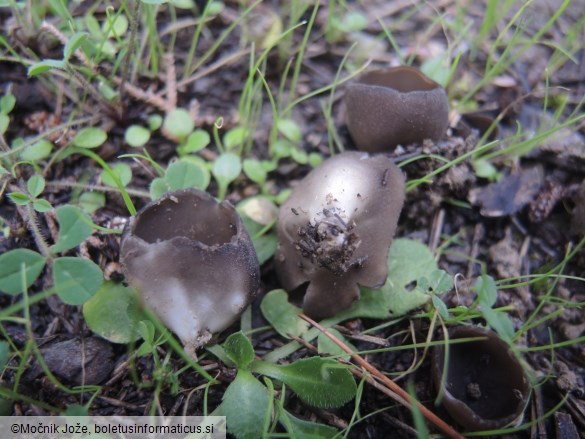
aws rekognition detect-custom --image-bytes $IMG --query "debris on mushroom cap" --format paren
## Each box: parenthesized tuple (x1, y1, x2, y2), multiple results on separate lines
(275, 152, 405, 320)
(345, 66, 450, 152)
(120, 188, 260, 356)
(431, 326, 530, 432)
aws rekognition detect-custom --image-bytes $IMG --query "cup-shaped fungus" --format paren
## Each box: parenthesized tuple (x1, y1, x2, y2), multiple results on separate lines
(275, 152, 405, 320)
(345, 66, 449, 152)
(432, 326, 530, 432)
(120, 188, 260, 355)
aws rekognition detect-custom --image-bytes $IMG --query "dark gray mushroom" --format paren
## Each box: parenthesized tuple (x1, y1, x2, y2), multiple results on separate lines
(345, 66, 450, 152)
(120, 188, 260, 355)
(275, 152, 405, 320)
(432, 326, 530, 432)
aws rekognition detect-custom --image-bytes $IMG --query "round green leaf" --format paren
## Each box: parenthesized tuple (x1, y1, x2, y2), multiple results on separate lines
(78, 191, 105, 213)
(170, 0, 194, 8)
(83, 281, 143, 343)
(27, 175, 45, 198)
(20, 139, 53, 161)
(222, 370, 271, 439)
(163, 108, 194, 141)
(251, 233, 277, 265)
(53, 257, 103, 305)
(238, 196, 278, 227)
(344, 238, 440, 320)
(420, 54, 451, 88)
(102, 13, 128, 38)
(72, 127, 107, 148)
(388, 239, 437, 287)
(148, 114, 163, 131)
(52, 205, 93, 253)
(97, 39, 117, 58)
(125, 125, 150, 147)
(0, 249, 46, 295)
(223, 331, 255, 369)
(149, 177, 170, 200)
(290, 147, 308, 164)
(0, 94, 16, 114)
(243, 158, 267, 185)
(98, 79, 118, 101)
(207, 1, 224, 14)
(343, 11, 367, 32)
(260, 289, 308, 339)
(223, 127, 248, 150)
(85, 14, 102, 38)
(7, 192, 30, 206)
(165, 159, 210, 191)
(473, 159, 500, 181)
(277, 119, 302, 143)
(177, 129, 210, 155)
(32, 199, 52, 212)
(0, 114, 8, 134)
(272, 139, 292, 159)
(101, 162, 132, 187)
(212, 153, 241, 187)
(308, 152, 323, 168)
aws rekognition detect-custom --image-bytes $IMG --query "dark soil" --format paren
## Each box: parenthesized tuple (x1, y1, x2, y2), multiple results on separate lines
(1, 1, 585, 437)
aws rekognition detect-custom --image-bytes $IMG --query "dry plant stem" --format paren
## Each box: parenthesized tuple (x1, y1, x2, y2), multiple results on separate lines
(47, 180, 151, 199)
(164, 52, 177, 112)
(429, 208, 445, 253)
(113, 78, 168, 112)
(299, 313, 465, 439)
(0, 131, 10, 152)
(156, 49, 251, 100)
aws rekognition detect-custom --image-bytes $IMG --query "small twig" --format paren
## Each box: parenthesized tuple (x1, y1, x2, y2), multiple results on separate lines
(47, 180, 151, 199)
(113, 78, 168, 112)
(466, 223, 484, 278)
(299, 313, 465, 439)
(429, 208, 445, 254)
(0, 130, 10, 152)
(164, 52, 177, 112)
(156, 49, 250, 100)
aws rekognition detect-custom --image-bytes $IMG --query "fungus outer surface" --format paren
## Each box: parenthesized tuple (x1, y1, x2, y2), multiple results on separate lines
(120, 188, 260, 354)
(432, 326, 530, 432)
(345, 66, 449, 152)
(275, 152, 405, 320)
